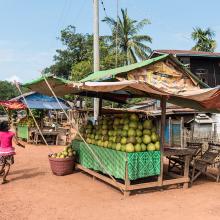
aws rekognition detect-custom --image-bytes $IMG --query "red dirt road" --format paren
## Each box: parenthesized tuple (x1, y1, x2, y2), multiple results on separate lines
(1, 144, 220, 220)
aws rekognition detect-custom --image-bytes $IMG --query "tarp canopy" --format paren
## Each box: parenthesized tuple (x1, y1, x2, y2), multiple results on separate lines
(23, 76, 220, 113)
(0, 100, 26, 110)
(11, 92, 70, 110)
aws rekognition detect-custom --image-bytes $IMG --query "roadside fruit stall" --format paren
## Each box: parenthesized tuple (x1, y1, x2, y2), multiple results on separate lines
(23, 75, 220, 196)
(72, 112, 161, 194)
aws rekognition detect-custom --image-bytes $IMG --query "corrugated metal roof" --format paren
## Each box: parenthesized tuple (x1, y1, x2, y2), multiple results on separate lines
(187, 114, 214, 124)
(151, 50, 220, 58)
(80, 54, 208, 88)
(80, 54, 169, 82)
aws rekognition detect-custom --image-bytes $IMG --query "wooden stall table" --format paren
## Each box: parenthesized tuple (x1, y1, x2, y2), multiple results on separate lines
(72, 140, 193, 196)
(164, 147, 193, 189)
(33, 130, 59, 145)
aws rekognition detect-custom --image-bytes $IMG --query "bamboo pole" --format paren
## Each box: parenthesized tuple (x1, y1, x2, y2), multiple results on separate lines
(42, 75, 124, 193)
(15, 82, 53, 153)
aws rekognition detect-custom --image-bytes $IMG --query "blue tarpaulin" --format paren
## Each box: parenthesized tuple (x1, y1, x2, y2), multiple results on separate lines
(11, 92, 70, 110)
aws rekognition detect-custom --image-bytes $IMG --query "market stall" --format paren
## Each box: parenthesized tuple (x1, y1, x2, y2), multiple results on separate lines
(23, 75, 220, 195)
(10, 92, 71, 145)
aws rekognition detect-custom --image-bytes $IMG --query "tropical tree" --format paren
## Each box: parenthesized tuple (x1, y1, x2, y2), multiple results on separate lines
(102, 8, 152, 64)
(191, 27, 217, 52)
(0, 81, 19, 100)
(45, 25, 126, 80)
(45, 25, 94, 79)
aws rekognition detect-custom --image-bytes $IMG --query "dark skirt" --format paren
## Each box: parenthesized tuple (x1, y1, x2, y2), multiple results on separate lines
(0, 155, 14, 166)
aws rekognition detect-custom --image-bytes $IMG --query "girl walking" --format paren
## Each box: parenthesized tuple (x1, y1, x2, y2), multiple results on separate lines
(0, 121, 25, 184)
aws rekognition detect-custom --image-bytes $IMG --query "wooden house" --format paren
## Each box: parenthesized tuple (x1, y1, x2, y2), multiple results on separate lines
(150, 50, 220, 87)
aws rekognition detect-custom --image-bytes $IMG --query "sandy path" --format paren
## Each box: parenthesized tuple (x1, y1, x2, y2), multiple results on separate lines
(0, 144, 220, 220)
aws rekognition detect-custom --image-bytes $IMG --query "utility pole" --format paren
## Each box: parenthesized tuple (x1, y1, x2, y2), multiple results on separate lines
(93, 0, 100, 122)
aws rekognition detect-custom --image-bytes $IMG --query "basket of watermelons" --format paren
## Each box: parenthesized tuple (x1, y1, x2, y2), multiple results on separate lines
(48, 146, 76, 176)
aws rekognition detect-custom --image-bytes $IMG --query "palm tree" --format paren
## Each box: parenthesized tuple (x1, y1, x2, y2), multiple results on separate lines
(102, 8, 152, 64)
(191, 27, 217, 52)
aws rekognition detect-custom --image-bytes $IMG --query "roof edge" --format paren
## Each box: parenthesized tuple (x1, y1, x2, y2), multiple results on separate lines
(80, 54, 169, 82)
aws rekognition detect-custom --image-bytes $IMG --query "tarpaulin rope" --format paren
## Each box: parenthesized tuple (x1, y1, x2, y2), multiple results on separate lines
(42, 74, 124, 193)
(15, 82, 53, 154)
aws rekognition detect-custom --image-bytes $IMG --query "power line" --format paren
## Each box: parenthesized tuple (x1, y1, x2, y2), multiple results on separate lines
(56, 0, 70, 30)
(72, 0, 87, 26)
(101, 0, 120, 68)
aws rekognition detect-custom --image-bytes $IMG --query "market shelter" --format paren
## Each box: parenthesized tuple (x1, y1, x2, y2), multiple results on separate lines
(23, 77, 220, 195)
(24, 77, 220, 112)
(10, 92, 70, 145)
(11, 91, 70, 110)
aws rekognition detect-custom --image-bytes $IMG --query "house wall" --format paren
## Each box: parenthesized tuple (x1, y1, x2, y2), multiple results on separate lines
(212, 114, 220, 135)
(178, 56, 220, 87)
(191, 123, 213, 138)
(126, 58, 199, 92)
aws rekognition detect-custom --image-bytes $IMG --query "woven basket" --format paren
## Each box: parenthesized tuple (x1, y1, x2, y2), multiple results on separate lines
(48, 156, 75, 176)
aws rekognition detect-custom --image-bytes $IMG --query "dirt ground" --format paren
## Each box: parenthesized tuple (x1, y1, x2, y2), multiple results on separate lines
(0, 144, 220, 220)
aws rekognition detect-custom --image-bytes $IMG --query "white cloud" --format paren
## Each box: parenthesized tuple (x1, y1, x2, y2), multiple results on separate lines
(5, 75, 22, 83)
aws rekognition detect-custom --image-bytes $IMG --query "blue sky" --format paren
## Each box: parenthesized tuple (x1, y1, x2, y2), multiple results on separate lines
(1, 0, 220, 82)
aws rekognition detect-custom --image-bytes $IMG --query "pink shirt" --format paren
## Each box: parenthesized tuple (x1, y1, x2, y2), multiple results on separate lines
(0, 131, 15, 156)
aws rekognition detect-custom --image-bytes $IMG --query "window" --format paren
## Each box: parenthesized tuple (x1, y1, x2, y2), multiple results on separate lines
(195, 68, 208, 83)
(179, 57, 190, 68)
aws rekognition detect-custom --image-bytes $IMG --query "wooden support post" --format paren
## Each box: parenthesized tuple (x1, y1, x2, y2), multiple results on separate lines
(124, 160, 131, 197)
(183, 155, 190, 189)
(158, 96, 166, 186)
(99, 97, 102, 117)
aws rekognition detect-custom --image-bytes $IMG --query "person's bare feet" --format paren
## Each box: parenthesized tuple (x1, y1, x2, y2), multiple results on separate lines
(2, 179, 9, 184)
(0, 170, 5, 176)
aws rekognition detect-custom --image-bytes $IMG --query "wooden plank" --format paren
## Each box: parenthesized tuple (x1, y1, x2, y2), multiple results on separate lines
(163, 177, 189, 186)
(127, 181, 159, 191)
(124, 161, 131, 196)
(76, 163, 189, 193)
(183, 155, 190, 189)
(164, 149, 192, 157)
(75, 164, 126, 191)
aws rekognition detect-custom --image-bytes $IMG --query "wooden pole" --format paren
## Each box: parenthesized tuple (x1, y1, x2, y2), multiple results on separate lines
(98, 97, 102, 117)
(158, 96, 166, 185)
